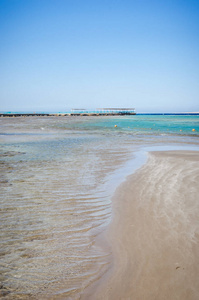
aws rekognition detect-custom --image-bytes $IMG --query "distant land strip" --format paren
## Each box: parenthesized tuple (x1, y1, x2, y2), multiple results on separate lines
(0, 112, 199, 117)
(0, 112, 136, 117)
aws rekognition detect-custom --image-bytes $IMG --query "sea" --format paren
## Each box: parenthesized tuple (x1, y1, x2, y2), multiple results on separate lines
(0, 114, 199, 299)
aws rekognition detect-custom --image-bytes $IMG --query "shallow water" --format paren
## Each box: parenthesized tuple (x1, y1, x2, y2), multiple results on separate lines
(0, 115, 198, 299)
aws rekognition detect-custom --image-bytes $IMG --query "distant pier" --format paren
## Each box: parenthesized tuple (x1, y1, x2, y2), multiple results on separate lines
(70, 108, 136, 116)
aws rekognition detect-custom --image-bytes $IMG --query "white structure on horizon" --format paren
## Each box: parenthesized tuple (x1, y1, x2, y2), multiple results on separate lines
(71, 108, 136, 115)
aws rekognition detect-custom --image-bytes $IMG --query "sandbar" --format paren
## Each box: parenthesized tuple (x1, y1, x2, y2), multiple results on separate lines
(83, 150, 199, 300)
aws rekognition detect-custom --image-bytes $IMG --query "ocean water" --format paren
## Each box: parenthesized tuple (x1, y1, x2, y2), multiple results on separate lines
(0, 115, 198, 299)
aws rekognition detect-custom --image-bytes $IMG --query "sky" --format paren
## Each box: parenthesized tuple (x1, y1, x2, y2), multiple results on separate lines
(0, 0, 199, 113)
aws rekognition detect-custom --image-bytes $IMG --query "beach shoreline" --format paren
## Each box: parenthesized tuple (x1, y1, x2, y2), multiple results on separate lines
(82, 150, 199, 300)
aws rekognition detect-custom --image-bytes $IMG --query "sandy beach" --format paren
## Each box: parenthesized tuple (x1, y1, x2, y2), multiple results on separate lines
(83, 150, 199, 300)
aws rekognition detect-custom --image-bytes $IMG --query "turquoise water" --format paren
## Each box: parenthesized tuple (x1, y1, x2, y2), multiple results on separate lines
(0, 115, 198, 299)
(1, 114, 198, 135)
(75, 115, 199, 136)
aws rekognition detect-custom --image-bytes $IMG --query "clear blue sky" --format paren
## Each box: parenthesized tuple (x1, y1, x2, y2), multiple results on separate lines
(0, 0, 199, 112)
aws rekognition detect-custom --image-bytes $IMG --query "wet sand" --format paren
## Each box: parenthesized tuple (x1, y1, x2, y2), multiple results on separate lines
(83, 150, 199, 300)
